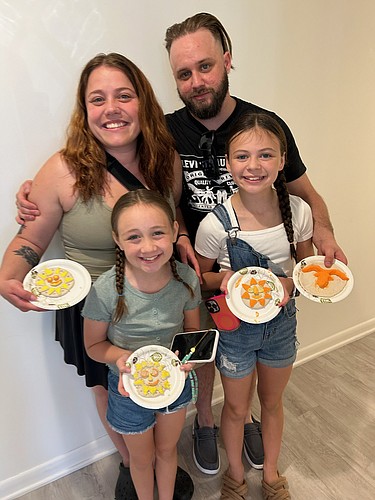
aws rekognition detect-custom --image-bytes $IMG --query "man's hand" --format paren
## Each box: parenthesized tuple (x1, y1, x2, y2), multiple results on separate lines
(16, 180, 39, 224)
(313, 225, 347, 267)
(175, 236, 202, 282)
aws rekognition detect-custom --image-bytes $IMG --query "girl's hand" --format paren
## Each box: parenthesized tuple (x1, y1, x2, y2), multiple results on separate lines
(116, 353, 131, 397)
(180, 360, 195, 378)
(278, 277, 295, 307)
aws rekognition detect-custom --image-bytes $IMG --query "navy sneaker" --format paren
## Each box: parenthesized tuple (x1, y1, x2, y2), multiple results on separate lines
(115, 463, 194, 500)
(115, 462, 137, 500)
(174, 466, 194, 500)
(192, 415, 220, 474)
(243, 416, 264, 469)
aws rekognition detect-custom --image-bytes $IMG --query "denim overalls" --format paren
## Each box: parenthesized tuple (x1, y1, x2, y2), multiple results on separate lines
(211, 204, 298, 378)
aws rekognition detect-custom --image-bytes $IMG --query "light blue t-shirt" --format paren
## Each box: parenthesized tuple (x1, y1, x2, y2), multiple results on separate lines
(82, 261, 201, 373)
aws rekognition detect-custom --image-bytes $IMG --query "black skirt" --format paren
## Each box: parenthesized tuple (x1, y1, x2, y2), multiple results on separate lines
(55, 298, 108, 388)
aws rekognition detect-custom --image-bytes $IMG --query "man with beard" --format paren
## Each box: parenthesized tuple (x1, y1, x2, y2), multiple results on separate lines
(164, 12, 347, 477)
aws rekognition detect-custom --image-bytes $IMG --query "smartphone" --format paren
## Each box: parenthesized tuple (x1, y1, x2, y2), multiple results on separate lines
(170, 329, 219, 363)
(205, 293, 241, 331)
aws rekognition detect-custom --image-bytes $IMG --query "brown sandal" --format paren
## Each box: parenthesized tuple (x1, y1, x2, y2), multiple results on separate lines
(221, 472, 248, 499)
(262, 474, 291, 499)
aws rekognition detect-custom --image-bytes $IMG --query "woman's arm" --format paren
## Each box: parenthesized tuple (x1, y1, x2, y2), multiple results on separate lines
(0, 153, 73, 311)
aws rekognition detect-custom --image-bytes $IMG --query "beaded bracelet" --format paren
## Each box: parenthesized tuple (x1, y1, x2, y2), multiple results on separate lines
(181, 350, 198, 404)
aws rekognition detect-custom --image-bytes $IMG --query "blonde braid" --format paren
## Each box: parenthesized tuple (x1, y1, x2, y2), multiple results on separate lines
(113, 246, 127, 323)
(169, 256, 194, 298)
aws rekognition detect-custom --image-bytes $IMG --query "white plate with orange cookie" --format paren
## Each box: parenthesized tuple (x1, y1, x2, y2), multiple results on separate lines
(225, 266, 284, 324)
(123, 345, 185, 409)
(23, 258, 91, 310)
(293, 255, 353, 303)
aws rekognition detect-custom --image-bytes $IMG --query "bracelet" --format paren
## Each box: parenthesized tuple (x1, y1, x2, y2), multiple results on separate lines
(289, 284, 300, 298)
(176, 233, 190, 242)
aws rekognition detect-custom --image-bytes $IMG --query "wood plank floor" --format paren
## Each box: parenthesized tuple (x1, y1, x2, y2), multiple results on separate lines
(18, 332, 375, 499)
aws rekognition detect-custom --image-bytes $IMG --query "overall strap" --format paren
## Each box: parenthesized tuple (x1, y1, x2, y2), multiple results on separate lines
(212, 204, 287, 277)
(212, 204, 239, 243)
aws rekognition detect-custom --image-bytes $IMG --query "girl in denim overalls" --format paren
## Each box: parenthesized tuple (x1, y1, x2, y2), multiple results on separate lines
(195, 113, 314, 499)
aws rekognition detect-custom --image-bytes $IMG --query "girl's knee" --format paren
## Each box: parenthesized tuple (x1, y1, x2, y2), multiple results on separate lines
(260, 398, 283, 415)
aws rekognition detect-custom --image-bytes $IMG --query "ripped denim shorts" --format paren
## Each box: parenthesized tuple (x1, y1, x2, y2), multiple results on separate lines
(215, 299, 298, 379)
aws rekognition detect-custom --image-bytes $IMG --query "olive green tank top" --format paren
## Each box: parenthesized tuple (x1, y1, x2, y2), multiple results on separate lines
(59, 197, 115, 281)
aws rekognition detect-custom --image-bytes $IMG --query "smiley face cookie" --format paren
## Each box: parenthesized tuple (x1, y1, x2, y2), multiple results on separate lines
(133, 360, 171, 397)
(241, 277, 273, 309)
(31, 266, 75, 298)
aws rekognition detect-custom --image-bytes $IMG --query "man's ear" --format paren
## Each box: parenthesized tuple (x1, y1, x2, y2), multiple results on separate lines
(224, 51, 232, 73)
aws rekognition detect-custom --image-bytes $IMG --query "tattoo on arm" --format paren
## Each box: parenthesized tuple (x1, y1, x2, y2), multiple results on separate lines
(14, 246, 40, 267)
(17, 224, 26, 235)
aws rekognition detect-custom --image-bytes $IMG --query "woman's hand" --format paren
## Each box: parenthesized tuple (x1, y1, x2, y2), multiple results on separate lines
(16, 179, 40, 224)
(0, 279, 44, 312)
(116, 353, 131, 397)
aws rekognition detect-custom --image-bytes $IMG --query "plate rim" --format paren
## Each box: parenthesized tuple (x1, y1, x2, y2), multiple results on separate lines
(225, 266, 284, 324)
(23, 258, 92, 310)
(122, 344, 185, 409)
(292, 255, 354, 303)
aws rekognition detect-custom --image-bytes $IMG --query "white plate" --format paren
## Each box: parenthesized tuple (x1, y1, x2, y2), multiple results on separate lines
(23, 259, 91, 310)
(293, 256, 353, 303)
(123, 345, 185, 409)
(225, 267, 284, 324)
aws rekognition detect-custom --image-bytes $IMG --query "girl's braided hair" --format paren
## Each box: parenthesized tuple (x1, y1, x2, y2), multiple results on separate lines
(226, 112, 297, 262)
(111, 189, 194, 323)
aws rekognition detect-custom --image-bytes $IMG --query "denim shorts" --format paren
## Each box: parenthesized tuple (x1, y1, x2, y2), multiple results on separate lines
(216, 300, 298, 379)
(106, 369, 192, 434)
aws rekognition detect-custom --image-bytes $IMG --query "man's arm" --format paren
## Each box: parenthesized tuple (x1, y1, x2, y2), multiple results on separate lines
(287, 173, 347, 266)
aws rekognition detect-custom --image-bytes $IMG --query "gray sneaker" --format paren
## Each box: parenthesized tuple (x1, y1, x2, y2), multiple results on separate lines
(192, 415, 220, 474)
(243, 416, 264, 469)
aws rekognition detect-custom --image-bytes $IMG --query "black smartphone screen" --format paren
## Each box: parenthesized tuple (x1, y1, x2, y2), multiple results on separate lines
(170, 330, 217, 362)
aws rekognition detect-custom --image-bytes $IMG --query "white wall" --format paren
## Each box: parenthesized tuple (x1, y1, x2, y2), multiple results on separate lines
(1, 1, 374, 498)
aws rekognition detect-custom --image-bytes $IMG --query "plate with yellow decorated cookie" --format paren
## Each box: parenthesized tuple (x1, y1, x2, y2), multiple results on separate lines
(123, 345, 185, 409)
(23, 258, 91, 310)
(225, 267, 284, 324)
(293, 255, 353, 303)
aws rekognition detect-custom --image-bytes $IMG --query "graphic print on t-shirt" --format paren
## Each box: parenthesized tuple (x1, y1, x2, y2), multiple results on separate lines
(181, 154, 237, 212)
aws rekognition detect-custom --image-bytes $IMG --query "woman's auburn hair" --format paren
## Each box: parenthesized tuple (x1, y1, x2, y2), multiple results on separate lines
(60, 53, 175, 201)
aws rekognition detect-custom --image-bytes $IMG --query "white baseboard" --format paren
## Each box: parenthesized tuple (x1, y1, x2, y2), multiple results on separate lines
(294, 318, 375, 367)
(1, 435, 116, 500)
(2, 319, 374, 500)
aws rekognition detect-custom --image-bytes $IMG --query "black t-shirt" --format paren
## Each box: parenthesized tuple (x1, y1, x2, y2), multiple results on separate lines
(166, 97, 306, 243)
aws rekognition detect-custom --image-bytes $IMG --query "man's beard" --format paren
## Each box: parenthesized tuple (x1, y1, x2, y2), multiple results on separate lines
(178, 71, 229, 120)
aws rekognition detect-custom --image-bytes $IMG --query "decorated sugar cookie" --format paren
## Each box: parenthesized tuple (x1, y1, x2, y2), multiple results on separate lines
(241, 277, 273, 309)
(32, 266, 75, 298)
(133, 360, 171, 397)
